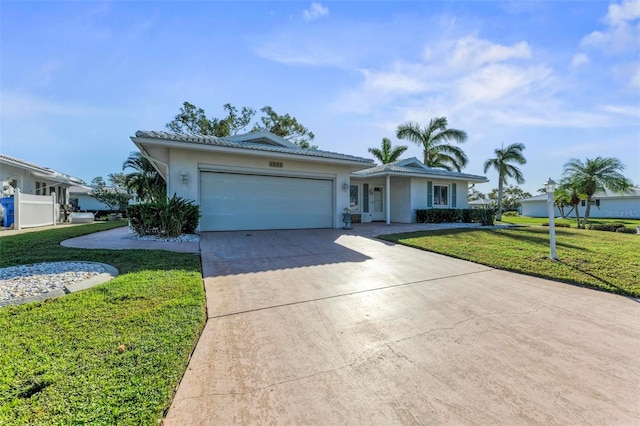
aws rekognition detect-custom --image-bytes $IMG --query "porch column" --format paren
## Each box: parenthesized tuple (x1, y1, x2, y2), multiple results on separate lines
(386, 174, 391, 224)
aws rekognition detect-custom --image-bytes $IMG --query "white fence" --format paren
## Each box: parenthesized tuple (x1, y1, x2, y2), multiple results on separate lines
(14, 189, 58, 230)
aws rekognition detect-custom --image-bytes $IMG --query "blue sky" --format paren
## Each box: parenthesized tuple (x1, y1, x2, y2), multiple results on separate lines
(2, 0, 639, 195)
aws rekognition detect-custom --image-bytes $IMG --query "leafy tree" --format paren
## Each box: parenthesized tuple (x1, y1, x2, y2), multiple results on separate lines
(561, 157, 632, 227)
(122, 152, 166, 203)
(107, 172, 127, 189)
(251, 106, 316, 149)
(367, 137, 408, 164)
(487, 185, 531, 212)
(166, 102, 256, 137)
(396, 116, 468, 171)
(91, 186, 131, 213)
(483, 143, 527, 221)
(468, 187, 486, 202)
(91, 176, 106, 187)
(166, 102, 315, 148)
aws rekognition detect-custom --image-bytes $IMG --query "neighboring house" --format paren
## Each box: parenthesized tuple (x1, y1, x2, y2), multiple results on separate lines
(0, 153, 85, 204)
(350, 158, 488, 223)
(520, 187, 640, 219)
(69, 185, 136, 212)
(0, 154, 86, 228)
(131, 131, 488, 231)
(468, 198, 493, 209)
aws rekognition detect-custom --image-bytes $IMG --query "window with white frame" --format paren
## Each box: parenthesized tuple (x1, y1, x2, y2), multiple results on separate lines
(349, 185, 359, 211)
(433, 185, 448, 206)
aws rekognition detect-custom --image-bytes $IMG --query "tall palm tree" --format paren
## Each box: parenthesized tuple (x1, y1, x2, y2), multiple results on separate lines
(367, 137, 408, 164)
(483, 143, 527, 221)
(122, 152, 166, 203)
(396, 116, 468, 171)
(562, 157, 632, 228)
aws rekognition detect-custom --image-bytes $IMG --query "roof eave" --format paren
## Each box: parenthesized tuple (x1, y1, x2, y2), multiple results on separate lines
(351, 170, 488, 183)
(131, 136, 374, 168)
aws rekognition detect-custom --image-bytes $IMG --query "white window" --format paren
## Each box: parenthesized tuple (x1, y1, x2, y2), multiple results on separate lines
(349, 185, 359, 211)
(434, 185, 448, 206)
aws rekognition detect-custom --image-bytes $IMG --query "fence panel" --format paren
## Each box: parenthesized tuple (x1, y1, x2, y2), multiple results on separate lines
(15, 189, 57, 229)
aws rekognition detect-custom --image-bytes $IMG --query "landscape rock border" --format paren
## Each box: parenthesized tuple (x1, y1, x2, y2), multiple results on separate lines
(0, 262, 119, 308)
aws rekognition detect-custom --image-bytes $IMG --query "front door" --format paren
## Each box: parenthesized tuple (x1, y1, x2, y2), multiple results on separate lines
(371, 186, 385, 221)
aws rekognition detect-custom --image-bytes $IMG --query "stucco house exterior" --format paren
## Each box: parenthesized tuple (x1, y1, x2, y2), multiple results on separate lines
(520, 188, 640, 219)
(131, 131, 488, 231)
(0, 154, 86, 228)
(350, 158, 488, 223)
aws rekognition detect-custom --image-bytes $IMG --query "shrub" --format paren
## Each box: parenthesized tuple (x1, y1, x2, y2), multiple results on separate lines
(587, 223, 626, 232)
(502, 211, 520, 217)
(415, 208, 494, 226)
(615, 227, 637, 234)
(127, 194, 200, 237)
(541, 222, 570, 228)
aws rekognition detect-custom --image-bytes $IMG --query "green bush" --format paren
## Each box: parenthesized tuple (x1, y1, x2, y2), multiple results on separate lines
(502, 211, 520, 217)
(415, 209, 494, 226)
(541, 222, 570, 228)
(587, 223, 626, 232)
(127, 194, 200, 237)
(615, 226, 637, 234)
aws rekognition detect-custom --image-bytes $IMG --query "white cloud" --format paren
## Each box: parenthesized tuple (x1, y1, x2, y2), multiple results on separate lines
(303, 3, 329, 21)
(447, 37, 531, 69)
(571, 53, 589, 68)
(605, 0, 640, 26)
(580, 0, 640, 53)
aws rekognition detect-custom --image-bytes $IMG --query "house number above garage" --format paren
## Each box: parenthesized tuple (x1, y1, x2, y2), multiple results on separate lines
(269, 161, 284, 168)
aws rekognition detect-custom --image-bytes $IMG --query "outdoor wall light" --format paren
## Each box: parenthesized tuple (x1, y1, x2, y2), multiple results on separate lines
(342, 182, 350, 192)
(179, 172, 189, 184)
(544, 177, 557, 260)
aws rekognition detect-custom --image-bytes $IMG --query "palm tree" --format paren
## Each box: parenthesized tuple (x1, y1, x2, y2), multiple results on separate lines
(561, 157, 632, 228)
(367, 137, 408, 164)
(122, 152, 166, 203)
(396, 116, 468, 171)
(556, 179, 585, 228)
(483, 143, 527, 221)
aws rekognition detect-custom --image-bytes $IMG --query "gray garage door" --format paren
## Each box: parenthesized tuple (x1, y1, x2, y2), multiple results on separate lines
(200, 172, 334, 231)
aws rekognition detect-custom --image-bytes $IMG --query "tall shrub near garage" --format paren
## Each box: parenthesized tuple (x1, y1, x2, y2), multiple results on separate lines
(127, 195, 200, 236)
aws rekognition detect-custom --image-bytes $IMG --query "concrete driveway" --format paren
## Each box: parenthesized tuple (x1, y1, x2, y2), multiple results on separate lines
(165, 225, 640, 425)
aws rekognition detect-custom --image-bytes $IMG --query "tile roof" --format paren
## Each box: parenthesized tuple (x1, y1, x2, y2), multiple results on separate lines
(134, 131, 374, 164)
(352, 158, 488, 182)
(0, 153, 85, 185)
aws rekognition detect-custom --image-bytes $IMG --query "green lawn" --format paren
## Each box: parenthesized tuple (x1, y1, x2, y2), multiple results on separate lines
(380, 226, 640, 297)
(0, 223, 206, 425)
(499, 215, 640, 227)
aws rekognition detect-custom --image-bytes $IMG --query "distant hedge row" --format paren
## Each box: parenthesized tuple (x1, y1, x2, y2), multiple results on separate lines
(415, 209, 495, 226)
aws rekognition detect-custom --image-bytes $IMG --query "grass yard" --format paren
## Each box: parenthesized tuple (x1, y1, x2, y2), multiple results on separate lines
(380, 226, 640, 297)
(0, 223, 206, 425)
(499, 215, 640, 227)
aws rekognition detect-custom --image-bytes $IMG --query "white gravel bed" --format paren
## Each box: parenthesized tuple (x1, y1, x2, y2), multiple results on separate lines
(128, 233, 200, 243)
(0, 262, 105, 301)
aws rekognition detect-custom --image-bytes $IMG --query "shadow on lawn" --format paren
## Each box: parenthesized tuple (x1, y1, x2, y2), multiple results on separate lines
(492, 228, 588, 252)
(557, 259, 639, 300)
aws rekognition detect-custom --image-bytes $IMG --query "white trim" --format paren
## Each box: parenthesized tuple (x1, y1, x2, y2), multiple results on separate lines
(432, 183, 451, 208)
(197, 163, 336, 180)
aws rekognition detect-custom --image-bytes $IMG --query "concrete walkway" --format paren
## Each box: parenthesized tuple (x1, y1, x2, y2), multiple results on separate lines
(164, 225, 640, 425)
(61, 226, 200, 254)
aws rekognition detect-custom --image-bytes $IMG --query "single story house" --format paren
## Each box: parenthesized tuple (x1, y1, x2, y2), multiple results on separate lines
(0, 153, 87, 228)
(520, 187, 640, 219)
(131, 131, 488, 231)
(68, 185, 137, 212)
(1, 153, 85, 204)
(350, 158, 488, 223)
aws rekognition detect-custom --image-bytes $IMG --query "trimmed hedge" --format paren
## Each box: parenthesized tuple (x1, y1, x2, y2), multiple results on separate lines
(542, 222, 571, 228)
(587, 223, 626, 232)
(616, 227, 637, 234)
(127, 194, 200, 237)
(415, 208, 495, 226)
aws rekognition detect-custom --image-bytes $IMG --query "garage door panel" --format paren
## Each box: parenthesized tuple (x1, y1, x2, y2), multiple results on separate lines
(200, 172, 333, 231)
